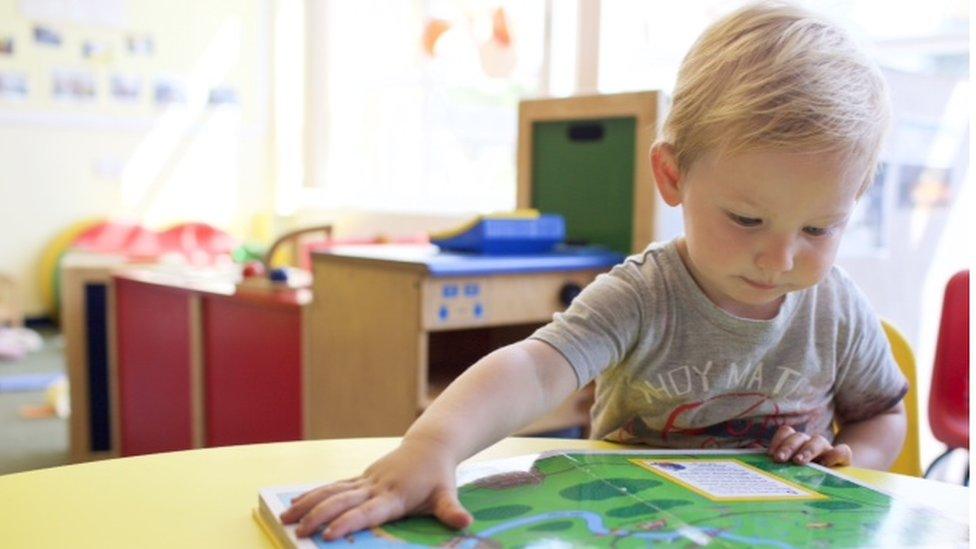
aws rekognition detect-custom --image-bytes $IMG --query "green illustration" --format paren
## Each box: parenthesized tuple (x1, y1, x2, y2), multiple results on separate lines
(274, 451, 968, 548)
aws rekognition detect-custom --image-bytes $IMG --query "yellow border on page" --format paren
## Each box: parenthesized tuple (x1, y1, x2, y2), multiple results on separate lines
(630, 458, 828, 503)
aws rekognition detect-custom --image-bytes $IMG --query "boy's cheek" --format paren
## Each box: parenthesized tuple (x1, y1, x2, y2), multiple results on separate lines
(697, 225, 749, 263)
(793, 237, 842, 283)
(791, 259, 830, 290)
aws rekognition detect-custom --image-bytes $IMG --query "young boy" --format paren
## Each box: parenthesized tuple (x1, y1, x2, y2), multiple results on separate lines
(283, 2, 907, 540)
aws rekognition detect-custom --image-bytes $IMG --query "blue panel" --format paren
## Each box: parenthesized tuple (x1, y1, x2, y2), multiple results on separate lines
(319, 244, 625, 278)
(85, 283, 111, 452)
(425, 247, 624, 278)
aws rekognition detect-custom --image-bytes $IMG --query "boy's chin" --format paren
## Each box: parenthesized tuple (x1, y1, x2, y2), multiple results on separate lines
(727, 287, 788, 310)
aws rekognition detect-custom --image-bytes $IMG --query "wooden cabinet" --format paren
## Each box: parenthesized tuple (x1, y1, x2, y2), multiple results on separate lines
(305, 245, 621, 439)
(61, 253, 142, 462)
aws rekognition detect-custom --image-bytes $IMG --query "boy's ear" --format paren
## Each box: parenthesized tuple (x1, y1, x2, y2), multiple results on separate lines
(651, 143, 683, 207)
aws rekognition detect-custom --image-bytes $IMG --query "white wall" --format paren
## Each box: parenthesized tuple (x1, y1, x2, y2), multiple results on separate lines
(836, 68, 970, 468)
(0, 0, 272, 316)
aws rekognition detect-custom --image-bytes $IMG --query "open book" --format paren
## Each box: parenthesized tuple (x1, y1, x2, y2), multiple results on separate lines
(255, 449, 968, 548)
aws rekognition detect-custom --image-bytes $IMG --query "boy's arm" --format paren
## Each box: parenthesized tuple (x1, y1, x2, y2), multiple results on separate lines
(404, 339, 580, 464)
(834, 401, 907, 470)
(281, 339, 579, 539)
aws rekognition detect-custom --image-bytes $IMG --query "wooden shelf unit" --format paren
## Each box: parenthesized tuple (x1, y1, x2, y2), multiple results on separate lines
(305, 246, 616, 439)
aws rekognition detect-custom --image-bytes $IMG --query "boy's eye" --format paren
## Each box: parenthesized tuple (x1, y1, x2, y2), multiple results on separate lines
(728, 213, 762, 227)
(803, 226, 828, 237)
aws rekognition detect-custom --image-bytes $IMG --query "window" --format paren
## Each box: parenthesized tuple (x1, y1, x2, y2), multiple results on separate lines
(279, 0, 549, 215)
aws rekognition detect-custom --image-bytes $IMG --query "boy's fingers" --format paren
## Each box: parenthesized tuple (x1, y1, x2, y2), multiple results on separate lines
(281, 479, 362, 523)
(295, 477, 362, 502)
(322, 486, 472, 540)
(295, 488, 370, 537)
(773, 431, 810, 461)
(324, 495, 406, 541)
(291, 478, 350, 503)
(769, 425, 796, 454)
(818, 444, 853, 467)
(792, 435, 830, 464)
(430, 487, 473, 530)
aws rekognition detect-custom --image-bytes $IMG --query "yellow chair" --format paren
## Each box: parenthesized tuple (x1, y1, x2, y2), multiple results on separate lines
(881, 320, 922, 477)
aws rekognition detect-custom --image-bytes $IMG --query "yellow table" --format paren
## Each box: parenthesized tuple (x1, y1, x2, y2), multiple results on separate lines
(0, 438, 968, 547)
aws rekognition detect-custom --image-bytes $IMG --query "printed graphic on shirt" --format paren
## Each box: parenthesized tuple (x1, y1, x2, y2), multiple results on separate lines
(604, 360, 834, 448)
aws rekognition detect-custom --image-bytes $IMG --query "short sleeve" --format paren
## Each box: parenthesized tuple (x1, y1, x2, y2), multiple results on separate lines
(529, 261, 647, 388)
(832, 289, 909, 423)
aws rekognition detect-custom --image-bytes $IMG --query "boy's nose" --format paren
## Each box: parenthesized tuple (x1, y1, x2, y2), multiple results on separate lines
(755, 234, 795, 274)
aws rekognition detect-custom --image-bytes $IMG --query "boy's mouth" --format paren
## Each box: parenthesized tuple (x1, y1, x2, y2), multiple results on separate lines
(741, 277, 779, 291)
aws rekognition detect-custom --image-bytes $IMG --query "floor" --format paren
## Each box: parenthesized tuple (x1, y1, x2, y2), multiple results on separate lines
(0, 327, 969, 485)
(0, 328, 70, 476)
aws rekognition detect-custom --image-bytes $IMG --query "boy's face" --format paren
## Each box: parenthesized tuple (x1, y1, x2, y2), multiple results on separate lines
(653, 146, 863, 320)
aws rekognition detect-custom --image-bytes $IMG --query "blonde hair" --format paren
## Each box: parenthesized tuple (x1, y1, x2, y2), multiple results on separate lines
(661, 1, 890, 191)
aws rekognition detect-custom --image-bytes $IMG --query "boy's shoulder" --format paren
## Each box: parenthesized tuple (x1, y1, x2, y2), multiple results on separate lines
(809, 263, 878, 326)
(618, 238, 680, 272)
(609, 239, 683, 289)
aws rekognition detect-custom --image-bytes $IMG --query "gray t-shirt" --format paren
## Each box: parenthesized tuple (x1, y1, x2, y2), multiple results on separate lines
(531, 238, 907, 448)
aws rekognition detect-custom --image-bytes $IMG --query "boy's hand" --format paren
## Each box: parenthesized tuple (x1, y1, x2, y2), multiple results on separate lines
(769, 425, 852, 466)
(279, 439, 473, 540)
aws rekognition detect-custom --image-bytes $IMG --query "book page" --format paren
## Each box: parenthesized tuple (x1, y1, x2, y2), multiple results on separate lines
(632, 458, 826, 501)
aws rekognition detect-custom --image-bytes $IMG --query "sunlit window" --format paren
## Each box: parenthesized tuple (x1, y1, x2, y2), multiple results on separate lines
(287, 0, 547, 215)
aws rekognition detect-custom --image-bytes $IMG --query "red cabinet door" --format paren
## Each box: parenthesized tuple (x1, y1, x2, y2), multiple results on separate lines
(202, 295, 303, 446)
(116, 278, 194, 456)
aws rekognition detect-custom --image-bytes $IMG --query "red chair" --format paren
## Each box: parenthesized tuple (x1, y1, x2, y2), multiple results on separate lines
(924, 270, 969, 482)
(73, 221, 162, 260)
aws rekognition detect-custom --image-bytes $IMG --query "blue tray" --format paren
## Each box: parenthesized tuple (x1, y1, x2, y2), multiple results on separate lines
(432, 214, 566, 255)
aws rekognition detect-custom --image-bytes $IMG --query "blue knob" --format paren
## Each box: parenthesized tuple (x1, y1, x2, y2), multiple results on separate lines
(269, 268, 289, 282)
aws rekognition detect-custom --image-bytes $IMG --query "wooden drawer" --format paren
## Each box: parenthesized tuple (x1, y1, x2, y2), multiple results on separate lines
(421, 270, 601, 330)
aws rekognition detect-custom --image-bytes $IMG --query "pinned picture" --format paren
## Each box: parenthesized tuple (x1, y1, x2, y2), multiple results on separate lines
(110, 74, 141, 102)
(153, 77, 187, 106)
(82, 40, 113, 62)
(126, 34, 154, 56)
(0, 36, 13, 56)
(33, 25, 62, 47)
(52, 69, 96, 101)
(0, 71, 29, 100)
(207, 86, 239, 106)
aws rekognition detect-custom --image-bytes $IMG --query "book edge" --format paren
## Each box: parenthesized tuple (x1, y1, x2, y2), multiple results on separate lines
(255, 490, 300, 549)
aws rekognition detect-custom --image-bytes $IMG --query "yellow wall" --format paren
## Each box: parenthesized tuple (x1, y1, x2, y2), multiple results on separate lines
(0, 0, 273, 316)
